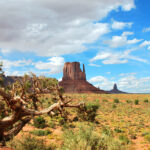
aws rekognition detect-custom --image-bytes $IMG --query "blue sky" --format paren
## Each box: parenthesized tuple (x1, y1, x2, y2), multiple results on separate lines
(0, 0, 150, 93)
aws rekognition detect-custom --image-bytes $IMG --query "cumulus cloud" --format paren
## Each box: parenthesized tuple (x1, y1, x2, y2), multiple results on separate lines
(112, 19, 133, 30)
(140, 40, 150, 50)
(0, 0, 135, 56)
(34, 57, 64, 74)
(1, 59, 32, 69)
(89, 74, 150, 93)
(0, 56, 64, 76)
(89, 76, 114, 90)
(118, 75, 150, 93)
(104, 32, 142, 48)
(90, 48, 148, 64)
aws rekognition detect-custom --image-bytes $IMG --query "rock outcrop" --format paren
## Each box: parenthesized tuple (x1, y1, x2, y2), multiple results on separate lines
(59, 62, 107, 93)
(108, 83, 127, 94)
(63, 62, 86, 81)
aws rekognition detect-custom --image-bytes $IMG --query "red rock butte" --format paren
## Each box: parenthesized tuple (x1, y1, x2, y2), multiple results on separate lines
(59, 62, 107, 93)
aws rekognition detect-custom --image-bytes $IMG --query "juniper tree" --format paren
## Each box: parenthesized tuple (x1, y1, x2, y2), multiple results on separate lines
(0, 73, 82, 147)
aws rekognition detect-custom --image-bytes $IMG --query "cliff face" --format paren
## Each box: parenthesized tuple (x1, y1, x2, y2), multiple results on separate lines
(63, 62, 86, 81)
(59, 62, 107, 93)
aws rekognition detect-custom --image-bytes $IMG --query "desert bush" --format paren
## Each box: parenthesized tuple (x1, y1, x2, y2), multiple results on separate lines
(144, 135, 150, 142)
(77, 101, 99, 121)
(58, 117, 66, 125)
(130, 134, 137, 139)
(8, 135, 55, 150)
(30, 129, 51, 136)
(144, 99, 149, 103)
(142, 131, 150, 137)
(33, 116, 46, 128)
(142, 131, 150, 142)
(126, 100, 132, 103)
(102, 99, 108, 102)
(114, 99, 119, 103)
(48, 120, 55, 128)
(0, 101, 6, 119)
(134, 99, 139, 105)
(114, 128, 124, 133)
(112, 104, 117, 109)
(61, 126, 126, 150)
(102, 127, 113, 136)
(119, 135, 130, 145)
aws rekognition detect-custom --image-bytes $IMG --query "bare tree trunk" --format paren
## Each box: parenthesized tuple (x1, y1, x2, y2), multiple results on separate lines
(0, 130, 5, 146)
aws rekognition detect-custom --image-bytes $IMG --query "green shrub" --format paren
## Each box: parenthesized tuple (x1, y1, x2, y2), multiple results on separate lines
(112, 104, 117, 109)
(0, 101, 7, 119)
(130, 134, 137, 139)
(77, 101, 99, 121)
(114, 128, 124, 133)
(119, 135, 130, 144)
(33, 116, 46, 128)
(102, 99, 108, 102)
(102, 127, 113, 136)
(126, 100, 132, 103)
(58, 117, 66, 125)
(145, 135, 150, 142)
(61, 126, 126, 150)
(144, 99, 149, 103)
(48, 120, 55, 128)
(142, 131, 150, 142)
(142, 131, 150, 137)
(8, 135, 55, 150)
(134, 99, 139, 105)
(31, 130, 51, 136)
(114, 99, 119, 103)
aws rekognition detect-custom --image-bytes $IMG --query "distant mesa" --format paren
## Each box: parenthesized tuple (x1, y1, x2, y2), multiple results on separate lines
(59, 62, 107, 93)
(4, 76, 22, 86)
(108, 83, 127, 94)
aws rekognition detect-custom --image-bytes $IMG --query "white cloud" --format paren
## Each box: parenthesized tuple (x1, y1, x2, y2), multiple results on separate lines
(34, 56, 64, 74)
(5, 70, 29, 76)
(118, 75, 150, 93)
(119, 72, 136, 76)
(112, 19, 133, 30)
(58, 78, 62, 82)
(140, 40, 150, 49)
(89, 75, 114, 90)
(1, 59, 32, 69)
(89, 63, 101, 67)
(89, 74, 150, 93)
(0, 56, 64, 76)
(90, 48, 148, 64)
(143, 27, 150, 32)
(104, 32, 142, 48)
(0, 0, 135, 56)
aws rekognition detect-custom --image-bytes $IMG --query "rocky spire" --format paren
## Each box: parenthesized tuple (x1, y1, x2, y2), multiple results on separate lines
(108, 83, 127, 94)
(113, 83, 118, 90)
(83, 64, 85, 73)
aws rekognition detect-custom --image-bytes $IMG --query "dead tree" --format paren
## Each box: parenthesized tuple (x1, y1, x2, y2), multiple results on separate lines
(0, 74, 82, 146)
